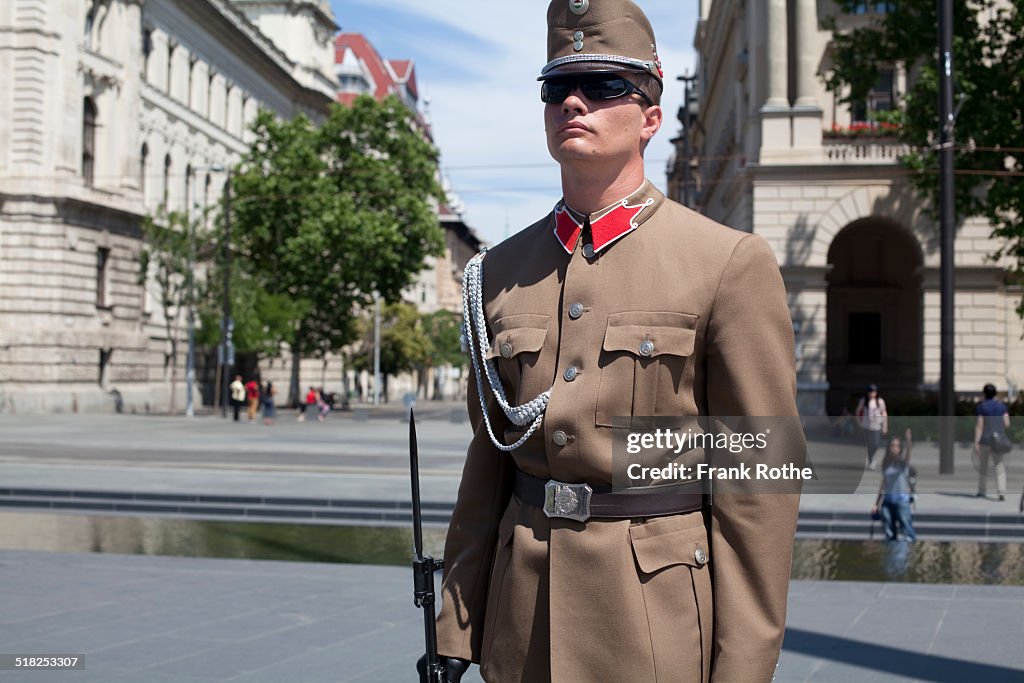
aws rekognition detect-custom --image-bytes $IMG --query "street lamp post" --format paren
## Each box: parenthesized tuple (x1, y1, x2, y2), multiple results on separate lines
(220, 170, 233, 418)
(938, 0, 955, 473)
(185, 164, 226, 418)
(373, 291, 382, 405)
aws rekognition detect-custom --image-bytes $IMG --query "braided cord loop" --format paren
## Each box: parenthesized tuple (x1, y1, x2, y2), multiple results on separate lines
(461, 251, 551, 451)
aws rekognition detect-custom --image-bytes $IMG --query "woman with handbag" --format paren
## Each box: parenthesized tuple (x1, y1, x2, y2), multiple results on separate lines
(974, 383, 1011, 501)
(856, 384, 888, 469)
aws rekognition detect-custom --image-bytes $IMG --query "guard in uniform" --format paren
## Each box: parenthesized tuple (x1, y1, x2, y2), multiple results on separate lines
(428, 2, 804, 681)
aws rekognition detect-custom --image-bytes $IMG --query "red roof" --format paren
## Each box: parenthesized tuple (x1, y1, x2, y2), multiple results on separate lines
(389, 59, 418, 100)
(335, 33, 394, 101)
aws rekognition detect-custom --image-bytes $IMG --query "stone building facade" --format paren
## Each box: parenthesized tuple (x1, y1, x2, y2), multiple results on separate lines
(0, 0, 337, 413)
(674, 0, 1023, 415)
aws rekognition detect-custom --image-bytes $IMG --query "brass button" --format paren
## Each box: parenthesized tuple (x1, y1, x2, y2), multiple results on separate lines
(500, 342, 513, 359)
(568, 303, 584, 319)
(552, 430, 569, 446)
(639, 340, 654, 357)
(694, 548, 708, 566)
(563, 366, 578, 382)
(582, 244, 595, 259)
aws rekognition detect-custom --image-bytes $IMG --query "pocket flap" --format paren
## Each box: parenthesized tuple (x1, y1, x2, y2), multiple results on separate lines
(603, 312, 698, 358)
(487, 314, 550, 359)
(629, 515, 709, 574)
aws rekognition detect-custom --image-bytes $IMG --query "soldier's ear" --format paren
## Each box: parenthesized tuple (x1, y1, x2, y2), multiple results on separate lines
(640, 104, 663, 146)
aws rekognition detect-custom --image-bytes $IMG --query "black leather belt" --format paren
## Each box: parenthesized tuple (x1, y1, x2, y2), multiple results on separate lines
(514, 469, 706, 523)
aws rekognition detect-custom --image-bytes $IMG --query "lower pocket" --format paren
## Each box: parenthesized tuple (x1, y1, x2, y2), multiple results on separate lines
(479, 504, 516, 666)
(630, 515, 712, 681)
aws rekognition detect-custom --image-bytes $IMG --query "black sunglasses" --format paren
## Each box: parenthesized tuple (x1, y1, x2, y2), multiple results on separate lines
(541, 74, 653, 107)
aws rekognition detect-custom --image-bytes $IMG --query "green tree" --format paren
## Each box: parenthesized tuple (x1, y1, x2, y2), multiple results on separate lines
(138, 210, 206, 414)
(422, 309, 467, 399)
(196, 266, 308, 357)
(824, 1, 1024, 317)
(230, 96, 446, 404)
(350, 302, 433, 402)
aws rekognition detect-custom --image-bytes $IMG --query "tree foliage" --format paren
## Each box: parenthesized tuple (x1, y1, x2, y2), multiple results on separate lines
(825, 1, 1024, 316)
(422, 309, 467, 369)
(230, 96, 446, 356)
(196, 265, 308, 357)
(138, 210, 206, 414)
(350, 301, 434, 401)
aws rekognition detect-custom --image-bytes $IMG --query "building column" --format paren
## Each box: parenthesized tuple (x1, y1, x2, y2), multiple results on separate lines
(764, 0, 788, 109)
(793, 0, 819, 107)
(792, 0, 823, 151)
(760, 0, 791, 152)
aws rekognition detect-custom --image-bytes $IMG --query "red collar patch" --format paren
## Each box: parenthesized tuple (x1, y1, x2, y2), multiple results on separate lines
(554, 206, 583, 254)
(552, 199, 654, 255)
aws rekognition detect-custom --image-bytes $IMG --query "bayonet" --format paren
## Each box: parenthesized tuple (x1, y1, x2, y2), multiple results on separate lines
(410, 410, 445, 683)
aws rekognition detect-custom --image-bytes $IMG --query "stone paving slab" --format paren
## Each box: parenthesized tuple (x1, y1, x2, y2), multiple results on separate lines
(1, 413, 1023, 518)
(1, 550, 1022, 682)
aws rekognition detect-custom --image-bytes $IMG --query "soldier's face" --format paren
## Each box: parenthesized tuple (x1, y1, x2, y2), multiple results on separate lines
(543, 72, 662, 167)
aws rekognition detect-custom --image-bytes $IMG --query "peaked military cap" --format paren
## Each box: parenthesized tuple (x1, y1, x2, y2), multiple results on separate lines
(539, 0, 663, 83)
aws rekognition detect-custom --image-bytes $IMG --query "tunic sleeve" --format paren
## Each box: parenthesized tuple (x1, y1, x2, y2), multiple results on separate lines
(435, 370, 515, 662)
(704, 234, 804, 682)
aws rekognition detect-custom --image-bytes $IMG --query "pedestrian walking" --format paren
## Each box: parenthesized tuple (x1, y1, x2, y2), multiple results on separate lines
(229, 375, 245, 422)
(871, 428, 916, 542)
(425, 2, 805, 681)
(316, 386, 330, 422)
(974, 383, 1011, 501)
(245, 378, 260, 423)
(298, 386, 318, 422)
(261, 381, 276, 426)
(855, 383, 888, 469)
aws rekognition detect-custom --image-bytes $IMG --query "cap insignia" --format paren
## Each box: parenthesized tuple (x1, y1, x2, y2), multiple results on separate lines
(569, 0, 589, 16)
(652, 43, 664, 78)
(573, 30, 584, 52)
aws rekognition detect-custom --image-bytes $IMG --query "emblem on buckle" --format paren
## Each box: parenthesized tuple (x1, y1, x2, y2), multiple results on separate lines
(543, 480, 593, 522)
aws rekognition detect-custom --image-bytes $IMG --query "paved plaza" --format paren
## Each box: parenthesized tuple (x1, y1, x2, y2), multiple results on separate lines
(0, 410, 1022, 681)
(0, 549, 1022, 682)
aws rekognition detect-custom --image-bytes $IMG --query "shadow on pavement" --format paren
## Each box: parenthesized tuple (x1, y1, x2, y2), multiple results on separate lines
(783, 627, 1021, 682)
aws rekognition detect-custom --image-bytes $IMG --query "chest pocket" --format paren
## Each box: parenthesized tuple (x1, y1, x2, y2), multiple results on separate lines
(487, 314, 550, 405)
(596, 312, 698, 427)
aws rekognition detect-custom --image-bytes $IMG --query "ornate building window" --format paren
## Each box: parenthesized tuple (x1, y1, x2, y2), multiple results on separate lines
(167, 43, 175, 96)
(851, 69, 894, 123)
(96, 247, 111, 308)
(162, 154, 172, 212)
(852, 3, 894, 13)
(208, 71, 216, 118)
(140, 143, 149, 206)
(142, 29, 153, 79)
(84, 3, 97, 48)
(185, 164, 193, 218)
(188, 55, 197, 108)
(82, 97, 97, 186)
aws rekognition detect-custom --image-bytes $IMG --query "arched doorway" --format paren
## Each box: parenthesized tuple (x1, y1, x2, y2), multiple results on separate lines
(826, 218, 923, 413)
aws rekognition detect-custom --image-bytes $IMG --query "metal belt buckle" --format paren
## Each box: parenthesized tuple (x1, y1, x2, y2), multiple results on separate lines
(543, 480, 593, 522)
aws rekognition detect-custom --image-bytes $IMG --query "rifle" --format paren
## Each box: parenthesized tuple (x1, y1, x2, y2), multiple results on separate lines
(410, 409, 445, 683)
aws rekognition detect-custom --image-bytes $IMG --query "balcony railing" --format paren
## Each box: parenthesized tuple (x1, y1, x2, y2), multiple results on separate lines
(823, 137, 910, 163)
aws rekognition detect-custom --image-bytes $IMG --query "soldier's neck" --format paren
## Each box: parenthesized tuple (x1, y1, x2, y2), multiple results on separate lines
(560, 163, 646, 215)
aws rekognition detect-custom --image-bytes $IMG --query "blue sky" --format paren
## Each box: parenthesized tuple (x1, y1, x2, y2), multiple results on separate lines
(329, 0, 699, 245)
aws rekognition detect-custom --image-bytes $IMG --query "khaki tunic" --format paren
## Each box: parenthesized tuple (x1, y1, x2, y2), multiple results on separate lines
(436, 182, 803, 682)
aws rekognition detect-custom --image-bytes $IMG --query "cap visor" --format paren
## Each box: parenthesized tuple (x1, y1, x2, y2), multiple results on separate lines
(538, 60, 652, 80)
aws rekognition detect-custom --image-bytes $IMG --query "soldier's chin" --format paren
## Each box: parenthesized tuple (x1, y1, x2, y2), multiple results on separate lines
(549, 139, 595, 163)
